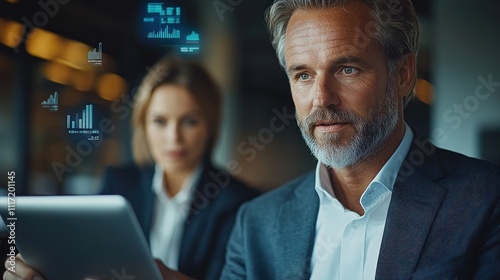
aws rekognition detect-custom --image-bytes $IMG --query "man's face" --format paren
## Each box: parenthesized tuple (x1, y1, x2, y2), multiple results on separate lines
(284, 2, 401, 168)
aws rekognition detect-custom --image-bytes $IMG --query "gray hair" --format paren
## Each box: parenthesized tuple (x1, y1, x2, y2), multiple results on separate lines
(265, 0, 420, 105)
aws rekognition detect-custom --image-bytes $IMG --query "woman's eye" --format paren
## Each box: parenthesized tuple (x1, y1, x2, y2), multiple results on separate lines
(183, 118, 198, 127)
(342, 67, 358, 75)
(153, 118, 166, 126)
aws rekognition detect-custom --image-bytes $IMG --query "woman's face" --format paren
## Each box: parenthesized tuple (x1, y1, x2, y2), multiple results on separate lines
(145, 84, 209, 173)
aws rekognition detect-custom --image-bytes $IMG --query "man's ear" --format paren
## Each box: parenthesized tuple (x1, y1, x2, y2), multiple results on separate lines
(396, 53, 417, 99)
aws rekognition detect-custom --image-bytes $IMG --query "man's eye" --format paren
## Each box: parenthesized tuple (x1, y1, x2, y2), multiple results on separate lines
(298, 73, 310, 80)
(342, 67, 358, 75)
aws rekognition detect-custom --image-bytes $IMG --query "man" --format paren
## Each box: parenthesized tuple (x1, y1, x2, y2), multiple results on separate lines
(220, 0, 500, 279)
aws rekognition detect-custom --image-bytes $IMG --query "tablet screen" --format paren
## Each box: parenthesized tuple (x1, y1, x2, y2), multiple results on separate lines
(0, 195, 163, 280)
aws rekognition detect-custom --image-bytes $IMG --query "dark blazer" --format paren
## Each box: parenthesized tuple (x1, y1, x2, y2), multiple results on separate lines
(100, 162, 260, 280)
(221, 135, 500, 280)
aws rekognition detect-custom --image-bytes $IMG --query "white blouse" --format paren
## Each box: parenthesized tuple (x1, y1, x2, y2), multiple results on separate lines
(149, 164, 203, 269)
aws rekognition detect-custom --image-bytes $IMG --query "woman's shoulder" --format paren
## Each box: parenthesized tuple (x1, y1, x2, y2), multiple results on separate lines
(103, 163, 154, 177)
(199, 163, 261, 200)
(100, 163, 155, 193)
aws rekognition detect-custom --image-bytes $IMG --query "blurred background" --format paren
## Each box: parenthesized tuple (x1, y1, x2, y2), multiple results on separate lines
(0, 0, 499, 196)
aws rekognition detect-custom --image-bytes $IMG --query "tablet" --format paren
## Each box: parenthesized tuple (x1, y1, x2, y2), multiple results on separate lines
(0, 195, 163, 280)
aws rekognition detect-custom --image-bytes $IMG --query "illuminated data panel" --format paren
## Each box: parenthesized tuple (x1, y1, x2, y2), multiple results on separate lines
(141, 2, 200, 54)
(41, 92, 58, 112)
(88, 42, 102, 66)
(67, 104, 100, 141)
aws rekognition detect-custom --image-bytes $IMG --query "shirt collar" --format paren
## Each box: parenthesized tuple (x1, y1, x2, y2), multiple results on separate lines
(371, 123, 414, 192)
(152, 163, 204, 205)
(315, 123, 414, 211)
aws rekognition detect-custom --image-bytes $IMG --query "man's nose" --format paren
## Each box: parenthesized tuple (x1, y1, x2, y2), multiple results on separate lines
(312, 74, 341, 109)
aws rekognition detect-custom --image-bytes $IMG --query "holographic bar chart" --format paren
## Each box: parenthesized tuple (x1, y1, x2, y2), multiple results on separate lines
(88, 43, 102, 60)
(186, 31, 199, 42)
(41, 92, 58, 111)
(67, 104, 93, 129)
(147, 25, 180, 39)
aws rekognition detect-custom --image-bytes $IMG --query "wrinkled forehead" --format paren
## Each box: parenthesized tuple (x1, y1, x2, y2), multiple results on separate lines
(284, 3, 377, 63)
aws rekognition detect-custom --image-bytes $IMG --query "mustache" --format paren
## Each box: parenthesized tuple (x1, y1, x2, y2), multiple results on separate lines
(300, 107, 360, 131)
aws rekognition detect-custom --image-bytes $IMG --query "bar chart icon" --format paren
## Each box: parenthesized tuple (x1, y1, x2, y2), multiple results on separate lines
(67, 104, 100, 141)
(88, 42, 102, 66)
(67, 104, 93, 130)
(41, 92, 58, 111)
(147, 25, 180, 39)
(144, 3, 182, 39)
(88, 43, 102, 60)
(186, 31, 199, 42)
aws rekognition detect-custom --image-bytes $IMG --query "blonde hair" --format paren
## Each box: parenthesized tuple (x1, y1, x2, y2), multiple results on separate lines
(132, 56, 221, 166)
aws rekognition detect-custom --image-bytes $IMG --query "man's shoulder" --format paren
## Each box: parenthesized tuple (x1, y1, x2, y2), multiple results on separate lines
(434, 146, 499, 175)
(424, 145, 500, 201)
(242, 171, 315, 214)
(408, 135, 499, 182)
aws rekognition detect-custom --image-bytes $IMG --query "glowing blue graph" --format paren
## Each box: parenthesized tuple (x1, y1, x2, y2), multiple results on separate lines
(186, 31, 199, 42)
(144, 3, 182, 39)
(141, 2, 200, 53)
(88, 43, 102, 60)
(67, 104, 100, 141)
(67, 104, 93, 130)
(148, 25, 180, 39)
(146, 3, 180, 26)
(41, 92, 58, 111)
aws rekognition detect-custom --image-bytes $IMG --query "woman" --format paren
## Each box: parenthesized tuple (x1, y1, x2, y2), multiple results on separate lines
(5, 56, 259, 280)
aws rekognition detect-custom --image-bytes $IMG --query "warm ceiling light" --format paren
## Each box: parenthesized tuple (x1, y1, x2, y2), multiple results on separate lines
(5, 0, 19, 3)
(0, 18, 23, 49)
(56, 39, 93, 71)
(97, 73, 127, 101)
(72, 70, 95, 92)
(42, 61, 73, 85)
(26, 28, 64, 61)
(415, 78, 433, 105)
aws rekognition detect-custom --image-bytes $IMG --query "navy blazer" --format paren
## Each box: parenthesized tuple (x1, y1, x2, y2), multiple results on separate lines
(100, 162, 259, 280)
(221, 135, 500, 279)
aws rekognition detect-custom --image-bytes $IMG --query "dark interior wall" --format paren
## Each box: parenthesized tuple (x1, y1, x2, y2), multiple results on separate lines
(0, 0, 436, 194)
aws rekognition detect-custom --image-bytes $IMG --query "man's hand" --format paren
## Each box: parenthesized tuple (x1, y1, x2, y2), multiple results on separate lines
(3, 254, 43, 280)
(154, 259, 195, 280)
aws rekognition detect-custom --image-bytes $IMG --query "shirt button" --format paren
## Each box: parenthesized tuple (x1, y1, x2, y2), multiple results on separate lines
(351, 222, 358, 229)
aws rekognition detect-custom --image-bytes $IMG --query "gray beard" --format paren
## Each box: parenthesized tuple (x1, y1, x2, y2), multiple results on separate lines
(297, 84, 399, 169)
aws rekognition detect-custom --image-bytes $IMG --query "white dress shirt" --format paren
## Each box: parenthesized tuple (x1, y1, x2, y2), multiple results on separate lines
(310, 124, 414, 280)
(149, 164, 203, 270)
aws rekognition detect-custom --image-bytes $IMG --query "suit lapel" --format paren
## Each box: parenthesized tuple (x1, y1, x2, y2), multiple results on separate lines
(178, 164, 212, 270)
(376, 138, 446, 279)
(277, 172, 319, 279)
(139, 167, 155, 241)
